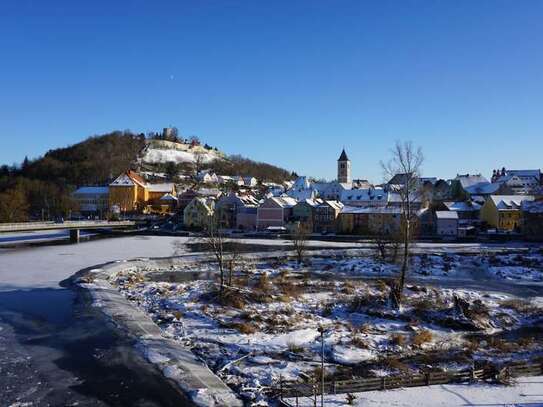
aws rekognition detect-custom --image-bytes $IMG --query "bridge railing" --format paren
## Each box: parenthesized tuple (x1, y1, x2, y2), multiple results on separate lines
(0, 220, 136, 232)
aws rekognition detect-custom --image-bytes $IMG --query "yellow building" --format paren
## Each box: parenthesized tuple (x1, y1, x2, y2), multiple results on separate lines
(480, 195, 534, 231)
(109, 171, 176, 213)
(183, 197, 215, 229)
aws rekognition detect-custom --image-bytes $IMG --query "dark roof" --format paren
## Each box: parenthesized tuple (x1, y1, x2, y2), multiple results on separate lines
(338, 149, 349, 161)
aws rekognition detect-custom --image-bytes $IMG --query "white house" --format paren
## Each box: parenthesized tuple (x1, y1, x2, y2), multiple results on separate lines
(435, 211, 459, 237)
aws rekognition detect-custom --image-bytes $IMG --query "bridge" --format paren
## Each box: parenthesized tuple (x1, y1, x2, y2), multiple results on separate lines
(0, 221, 138, 243)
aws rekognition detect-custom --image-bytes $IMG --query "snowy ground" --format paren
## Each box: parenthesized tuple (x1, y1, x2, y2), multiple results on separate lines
(112, 249, 543, 405)
(142, 147, 219, 164)
(284, 375, 543, 406)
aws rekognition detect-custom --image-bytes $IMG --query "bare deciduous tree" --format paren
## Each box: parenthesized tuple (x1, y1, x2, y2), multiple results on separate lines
(193, 150, 206, 179)
(291, 221, 310, 264)
(201, 213, 243, 294)
(373, 214, 400, 263)
(381, 141, 424, 306)
(202, 213, 228, 294)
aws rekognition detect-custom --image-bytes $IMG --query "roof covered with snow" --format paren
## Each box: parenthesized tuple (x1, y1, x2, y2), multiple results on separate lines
(110, 171, 146, 187)
(490, 195, 535, 210)
(271, 196, 297, 208)
(341, 206, 401, 214)
(443, 201, 481, 212)
(340, 188, 387, 203)
(74, 186, 109, 195)
(147, 183, 175, 193)
(435, 211, 459, 220)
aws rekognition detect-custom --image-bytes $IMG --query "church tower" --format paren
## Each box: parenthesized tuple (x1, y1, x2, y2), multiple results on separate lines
(337, 149, 352, 184)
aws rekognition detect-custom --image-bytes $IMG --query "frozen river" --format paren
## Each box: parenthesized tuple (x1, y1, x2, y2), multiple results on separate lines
(0, 236, 193, 406)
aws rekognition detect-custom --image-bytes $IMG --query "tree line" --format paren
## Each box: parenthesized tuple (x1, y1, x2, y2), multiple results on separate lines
(0, 131, 145, 222)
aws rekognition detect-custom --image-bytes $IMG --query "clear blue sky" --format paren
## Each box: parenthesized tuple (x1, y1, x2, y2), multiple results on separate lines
(1, 1, 542, 183)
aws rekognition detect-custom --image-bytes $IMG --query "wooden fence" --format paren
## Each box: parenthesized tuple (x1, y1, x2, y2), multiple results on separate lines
(277, 360, 543, 404)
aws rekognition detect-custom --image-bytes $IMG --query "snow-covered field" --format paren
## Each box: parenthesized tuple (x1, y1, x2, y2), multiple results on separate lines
(142, 147, 220, 164)
(284, 375, 543, 406)
(112, 250, 543, 405)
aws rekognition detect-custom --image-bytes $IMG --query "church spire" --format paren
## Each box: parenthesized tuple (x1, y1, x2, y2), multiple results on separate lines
(337, 148, 352, 184)
(338, 148, 349, 161)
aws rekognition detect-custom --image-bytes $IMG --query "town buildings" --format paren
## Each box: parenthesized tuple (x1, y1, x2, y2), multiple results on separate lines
(72, 186, 109, 217)
(256, 196, 297, 230)
(480, 195, 535, 232)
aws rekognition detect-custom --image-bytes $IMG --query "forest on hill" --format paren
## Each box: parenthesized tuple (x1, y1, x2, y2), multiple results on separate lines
(0, 130, 293, 222)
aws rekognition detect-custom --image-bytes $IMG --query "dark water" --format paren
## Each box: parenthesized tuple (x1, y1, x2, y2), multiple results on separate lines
(0, 288, 192, 406)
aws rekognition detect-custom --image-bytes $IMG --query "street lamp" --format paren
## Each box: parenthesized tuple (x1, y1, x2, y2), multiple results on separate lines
(317, 325, 326, 407)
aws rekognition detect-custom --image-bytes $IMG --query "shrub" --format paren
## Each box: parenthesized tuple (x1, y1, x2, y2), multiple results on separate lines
(351, 335, 368, 349)
(234, 322, 256, 334)
(342, 281, 356, 295)
(279, 279, 302, 298)
(287, 341, 304, 353)
(500, 299, 539, 314)
(390, 333, 406, 346)
(256, 273, 272, 293)
(322, 302, 334, 317)
(412, 329, 433, 347)
(384, 357, 410, 373)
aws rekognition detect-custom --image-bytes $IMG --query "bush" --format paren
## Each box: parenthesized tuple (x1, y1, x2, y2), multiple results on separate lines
(322, 302, 334, 317)
(287, 341, 304, 353)
(390, 333, 406, 346)
(384, 357, 410, 373)
(412, 329, 433, 347)
(279, 279, 302, 298)
(500, 299, 539, 314)
(228, 322, 256, 334)
(256, 273, 272, 293)
(351, 335, 368, 349)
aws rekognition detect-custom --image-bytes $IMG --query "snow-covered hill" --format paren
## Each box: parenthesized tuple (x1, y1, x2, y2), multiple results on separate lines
(139, 139, 224, 165)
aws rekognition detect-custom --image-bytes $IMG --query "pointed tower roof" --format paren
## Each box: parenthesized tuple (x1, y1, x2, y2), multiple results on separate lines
(338, 149, 349, 161)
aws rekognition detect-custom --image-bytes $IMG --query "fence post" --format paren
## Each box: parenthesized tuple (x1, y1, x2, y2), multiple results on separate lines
(333, 377, 336, 394)
(425, 372, 430, 386)
(279, 375, 283, 401)
(381, 377, 386, 390)
(313, 382, 317, 407)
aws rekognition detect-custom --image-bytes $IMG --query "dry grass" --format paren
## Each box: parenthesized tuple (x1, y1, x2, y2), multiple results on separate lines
(390, 333, 406, 346)
(351, 335, 368, 349)
(342, 281, 356, 295)
(412, 329, 433, 347)
(287, 341, 304, 353)
(384, 357, 410, 373)
(500, 299, 540, 314)
(221, 321, 257, 334)
(488, 337, 518, 353)
(278, 279, 302, 298)
(256, 273, 272, 292)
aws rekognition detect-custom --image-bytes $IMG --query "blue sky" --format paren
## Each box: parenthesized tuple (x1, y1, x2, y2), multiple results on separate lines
(1, 1, 542, 183)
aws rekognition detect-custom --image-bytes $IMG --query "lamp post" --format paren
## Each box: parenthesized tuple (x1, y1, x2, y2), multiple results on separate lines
(318, 325, 325, 407)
